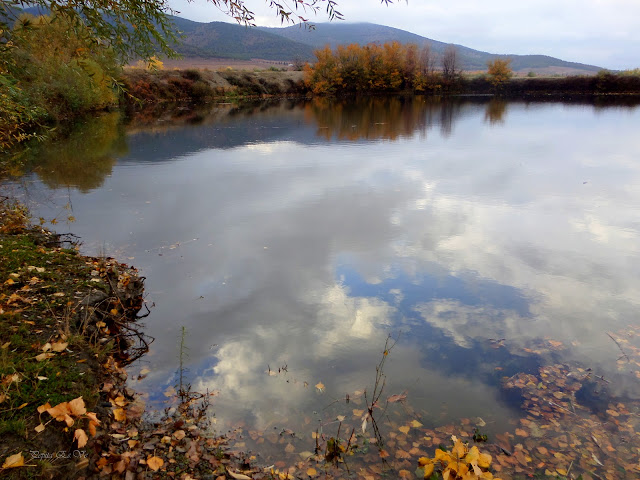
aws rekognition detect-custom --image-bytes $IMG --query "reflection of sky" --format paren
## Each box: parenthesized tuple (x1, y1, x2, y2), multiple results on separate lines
(6, 100, 640, 438)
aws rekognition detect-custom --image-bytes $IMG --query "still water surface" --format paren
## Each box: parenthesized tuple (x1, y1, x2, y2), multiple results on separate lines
(4, 96, 640, 465)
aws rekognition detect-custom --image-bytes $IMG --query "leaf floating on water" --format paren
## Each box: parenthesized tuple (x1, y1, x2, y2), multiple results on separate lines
(387, 392, 407, 403)
(315, 382, 325, 393)
(411, 420, 423, 428)
(399, 425, 411, 435)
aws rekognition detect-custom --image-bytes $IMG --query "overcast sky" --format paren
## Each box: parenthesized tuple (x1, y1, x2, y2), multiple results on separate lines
(168, 0, 639, 70)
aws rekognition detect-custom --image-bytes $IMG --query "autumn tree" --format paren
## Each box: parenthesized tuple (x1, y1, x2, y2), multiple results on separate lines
(487, 58, 513, 87)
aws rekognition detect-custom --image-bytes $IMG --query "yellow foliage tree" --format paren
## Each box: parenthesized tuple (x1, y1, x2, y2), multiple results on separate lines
(487, 58, 513, 87)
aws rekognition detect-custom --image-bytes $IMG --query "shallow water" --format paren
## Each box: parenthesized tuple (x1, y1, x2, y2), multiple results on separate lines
(4, 96, 640, 472)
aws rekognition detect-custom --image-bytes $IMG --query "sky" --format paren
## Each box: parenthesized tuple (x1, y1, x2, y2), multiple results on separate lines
(168, 0, 639, 70)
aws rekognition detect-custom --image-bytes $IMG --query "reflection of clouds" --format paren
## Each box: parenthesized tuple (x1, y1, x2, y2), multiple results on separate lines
(191, 283, 394, 430)
(14, 100, 640, 424)
(314, 284, 394, 341)
(416, 299, 529, 349)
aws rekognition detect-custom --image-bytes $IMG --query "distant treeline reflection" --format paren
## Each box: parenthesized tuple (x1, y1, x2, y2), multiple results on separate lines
(4, 97, 640, 190)
(306, 97, 509, 140)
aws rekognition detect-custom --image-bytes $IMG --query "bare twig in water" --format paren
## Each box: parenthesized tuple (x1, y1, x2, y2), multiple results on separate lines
(606, 332, 630, 363)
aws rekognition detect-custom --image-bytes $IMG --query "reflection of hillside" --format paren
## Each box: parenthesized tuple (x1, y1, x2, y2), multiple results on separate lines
(17, 113, 127, 192)
(305, 96, 470, 140)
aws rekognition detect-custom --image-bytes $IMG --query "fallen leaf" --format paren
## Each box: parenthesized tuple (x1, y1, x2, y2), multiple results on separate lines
(387, 393, 407, 403)
(228, 471, 252, 480)
(113, 408, 126, 421)
(34, 424, 45, 433)
(51, 341, 68, 352)
(74, 429, 89, 448)
(315, 382, 325, 392)
(411, 420, 423, 428)
(2, 452, 24, 468)
(173, 430, 186, 440)
(307, 467, 317, 476)
(399, 425, 410, 435)
(285, 443, 295, 453)
(68, 397, 86, 416)
(147, 456, 164, 471)
(35, 353, 54, 361)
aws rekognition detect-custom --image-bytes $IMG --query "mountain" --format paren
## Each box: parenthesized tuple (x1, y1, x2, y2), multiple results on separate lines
(259, 22, 602, 73)
(168, 16, 315, 61)
(4, 8, 602, 73)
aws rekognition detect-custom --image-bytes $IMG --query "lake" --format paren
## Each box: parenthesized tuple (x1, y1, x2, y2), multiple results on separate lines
(4, 96, 640, 478)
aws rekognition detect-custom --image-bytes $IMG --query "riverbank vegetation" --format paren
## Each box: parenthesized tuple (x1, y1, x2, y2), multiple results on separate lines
(0, 13, 121, 150)
(303, 42, 640, 97)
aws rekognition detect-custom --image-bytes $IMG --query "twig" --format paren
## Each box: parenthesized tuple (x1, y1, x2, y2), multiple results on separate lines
(606, 332, 630, 363)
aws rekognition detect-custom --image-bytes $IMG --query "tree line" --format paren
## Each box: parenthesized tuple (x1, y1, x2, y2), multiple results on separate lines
(304, 42, 466, 95)
(303, 42, 520, 95)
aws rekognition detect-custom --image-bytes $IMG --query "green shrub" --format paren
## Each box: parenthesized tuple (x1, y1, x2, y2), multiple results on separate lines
(0, 13, 121, 150)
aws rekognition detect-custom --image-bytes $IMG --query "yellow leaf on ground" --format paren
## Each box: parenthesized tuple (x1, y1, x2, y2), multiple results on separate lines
(51, 341, 68, 352)
(307, 467, 317, 476)
(74, 429, 89, 448)
(35, 352, 54, 361)
(147, 456, 164, 471)
(411, 420, 423, 428)
(2, 452, 25, 468)
(69, 397, 86, 416)
(113, 408, 126, 421)
(228, 471, 251, 479)
(37, 402, 51, 414)
(398, 425, 410, 435)
(34, 424, 45, 433)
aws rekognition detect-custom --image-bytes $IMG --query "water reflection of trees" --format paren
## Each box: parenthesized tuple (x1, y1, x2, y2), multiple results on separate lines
(304, 96, 471, 141)
(11, 113, 127, 192)
(484, 99, 508, 125)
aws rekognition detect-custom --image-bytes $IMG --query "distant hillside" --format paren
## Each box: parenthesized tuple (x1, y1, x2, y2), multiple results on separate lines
(168, 16, 315, 61)
(4, 9, 603, 73)
(259, 22, 603, 74)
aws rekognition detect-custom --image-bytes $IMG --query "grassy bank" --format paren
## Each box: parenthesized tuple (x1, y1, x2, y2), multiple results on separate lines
(121, 68, 307, 106)
(0, 199, 270, 479)
(0, 199, 146, 478)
